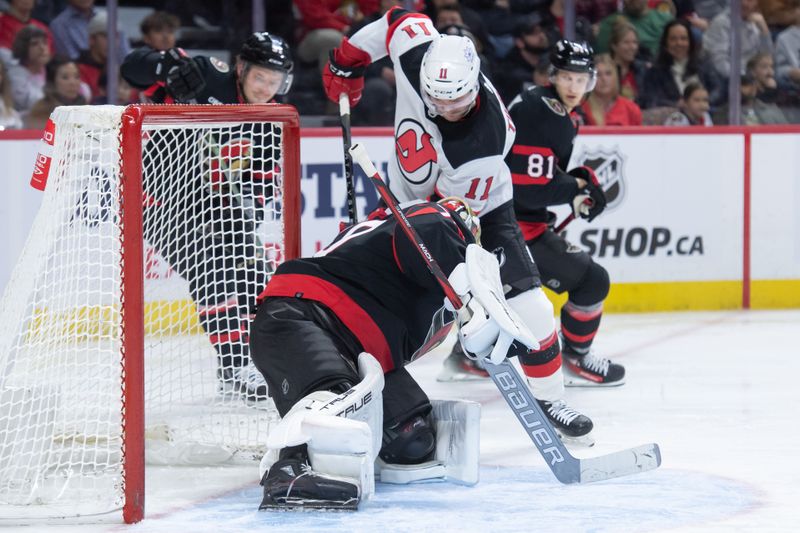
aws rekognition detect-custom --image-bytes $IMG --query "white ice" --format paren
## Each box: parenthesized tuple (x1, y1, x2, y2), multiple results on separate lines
(6, 309, 799, 533)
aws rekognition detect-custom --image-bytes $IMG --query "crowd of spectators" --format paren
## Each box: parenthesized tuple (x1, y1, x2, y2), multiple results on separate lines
(1, 0, 800, 129)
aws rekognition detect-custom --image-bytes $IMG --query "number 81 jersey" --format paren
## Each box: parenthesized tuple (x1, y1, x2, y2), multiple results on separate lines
(348, 7, 516, 216)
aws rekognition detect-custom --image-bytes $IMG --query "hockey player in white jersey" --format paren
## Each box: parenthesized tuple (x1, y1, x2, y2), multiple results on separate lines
(323, 7, 593, 441)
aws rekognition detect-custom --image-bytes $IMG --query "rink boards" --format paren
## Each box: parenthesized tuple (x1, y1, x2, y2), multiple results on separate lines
(1, 125, 799, 313)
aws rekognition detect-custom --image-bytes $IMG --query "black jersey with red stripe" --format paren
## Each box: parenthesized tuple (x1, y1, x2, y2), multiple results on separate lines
(121, 47, 242, 104)
(506, 85, 581, 240)
(259, 201, 473, 371)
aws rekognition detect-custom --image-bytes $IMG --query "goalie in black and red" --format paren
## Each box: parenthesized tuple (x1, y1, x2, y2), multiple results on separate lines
(118, 32, 294, 401)
(249, 198, 541, 510)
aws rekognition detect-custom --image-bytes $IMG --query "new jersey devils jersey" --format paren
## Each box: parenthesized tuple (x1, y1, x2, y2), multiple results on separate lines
(258, 201, 473, 372)
(348, 8, 516, 216)
(506, 84, 581, 240)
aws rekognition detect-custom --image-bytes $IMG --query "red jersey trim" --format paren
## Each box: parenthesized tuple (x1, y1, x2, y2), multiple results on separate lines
(511, 172, 550, 185)
(518, 220, 547, 241)
(260, 273, 395, 372)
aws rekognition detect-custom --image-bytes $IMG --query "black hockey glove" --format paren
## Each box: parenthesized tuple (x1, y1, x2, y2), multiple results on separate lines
(568, 166, 606, 222)
(160, 48, 206, 102)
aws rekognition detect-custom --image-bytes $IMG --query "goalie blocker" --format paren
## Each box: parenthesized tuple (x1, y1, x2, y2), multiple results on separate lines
(250, 198, 532, 510)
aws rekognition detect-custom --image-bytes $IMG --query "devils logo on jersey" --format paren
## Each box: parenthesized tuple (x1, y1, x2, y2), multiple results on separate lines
(573, 146, 626, 210)
(395, 118, 438, 185)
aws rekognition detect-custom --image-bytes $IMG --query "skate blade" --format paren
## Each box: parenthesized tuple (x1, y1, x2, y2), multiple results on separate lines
(563, 373, 626, 388)
(436, 367, 489, 382)
(556, 431, 595, 448)
(259, 497, 359, 511)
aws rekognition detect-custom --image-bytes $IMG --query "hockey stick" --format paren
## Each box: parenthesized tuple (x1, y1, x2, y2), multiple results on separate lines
(339, 93, 358, 226)
(554, 213, 574, 234)
(349, 143, 661, 484)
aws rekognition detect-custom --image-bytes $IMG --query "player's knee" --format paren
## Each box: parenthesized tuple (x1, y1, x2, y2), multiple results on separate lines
(379, 411, 436, 465)
(570, 262, 610, 306)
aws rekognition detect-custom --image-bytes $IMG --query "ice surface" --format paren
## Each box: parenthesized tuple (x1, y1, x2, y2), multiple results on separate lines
(5, 310, 798, 532)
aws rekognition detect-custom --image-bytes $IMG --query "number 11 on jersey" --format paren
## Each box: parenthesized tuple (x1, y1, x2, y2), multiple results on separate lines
(464, 176, 493, 201)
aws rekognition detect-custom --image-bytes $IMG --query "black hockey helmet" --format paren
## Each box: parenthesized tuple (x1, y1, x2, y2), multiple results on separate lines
(549, 39, 596, 91)
(238, 32, 293, 95)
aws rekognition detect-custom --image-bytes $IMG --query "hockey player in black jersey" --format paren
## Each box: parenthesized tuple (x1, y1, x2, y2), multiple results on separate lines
(120, 33, 294, 401)
(322, 7, 594, 443)
(505, 40, 624, 386)
(250, 198, 535, 510)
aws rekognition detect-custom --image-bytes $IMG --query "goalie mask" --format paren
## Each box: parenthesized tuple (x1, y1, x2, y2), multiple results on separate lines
(438, 197, 481, 244)
(238, 32, 294, 95)
(420, 35, 481, 119)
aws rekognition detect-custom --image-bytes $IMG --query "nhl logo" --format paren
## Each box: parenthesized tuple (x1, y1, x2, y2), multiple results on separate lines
(573, 146, 626, 211)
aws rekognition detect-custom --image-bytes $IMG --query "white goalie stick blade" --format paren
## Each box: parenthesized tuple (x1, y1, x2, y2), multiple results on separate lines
(483, 359, 661, 484)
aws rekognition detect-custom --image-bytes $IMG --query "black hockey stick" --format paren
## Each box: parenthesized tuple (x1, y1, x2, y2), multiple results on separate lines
(349, 143, 661, 484)
(339, 93, 358, 226)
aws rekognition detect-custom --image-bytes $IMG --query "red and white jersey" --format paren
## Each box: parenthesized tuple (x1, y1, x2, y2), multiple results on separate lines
(349, 8, 516, 216)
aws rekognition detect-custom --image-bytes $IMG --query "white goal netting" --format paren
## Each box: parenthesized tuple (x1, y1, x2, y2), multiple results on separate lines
(0, 105, 298, 520)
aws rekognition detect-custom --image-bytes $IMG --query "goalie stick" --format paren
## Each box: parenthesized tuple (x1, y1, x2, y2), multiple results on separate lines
(339, 93, 358, 226)
(348, 143, 662, 484)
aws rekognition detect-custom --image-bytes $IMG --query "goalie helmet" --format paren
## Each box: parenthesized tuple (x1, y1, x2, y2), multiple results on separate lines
(420, 35, 481, 117)
(438, 197, 481, 244)
(549, 39, 596, 92)
(238, 32, 294, 95)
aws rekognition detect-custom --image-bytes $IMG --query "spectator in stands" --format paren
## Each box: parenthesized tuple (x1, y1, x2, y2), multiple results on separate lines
(714, 73, 788, 124)
(581, 54, 643, 125)
(596, 0, 673, 60)
(90, 71, 134, 105)
(774, 0, 800, 92)
(492, 13, 550, 104)
(140, 10, 180, 52)
(7, 24, 49, 112)
(704, 0, 772, 80)
(293, 0, 375, 75)
(664, 81, 713, 125)
(0, 59, 22, 129)
(434, 4, 490, 55)
(0, 0, 53, 52)
(641, 18, 723, 109)
(608, 20, 648, 103)
(424, 0, 491, 58)
(747, 51, 781, 103)
(25, 55, 87, 129)
(574, 0, 619, 25)
(76, 12, 107, 101)
(672, 0, 711, 32)
(759, 0, 797, 33)
(541, 0, 594, 46)
(694, 0, 728, 21)
(49, 0, 129, 61)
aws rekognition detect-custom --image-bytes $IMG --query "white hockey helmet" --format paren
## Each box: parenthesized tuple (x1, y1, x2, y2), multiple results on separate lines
(420, 35, 481, 117)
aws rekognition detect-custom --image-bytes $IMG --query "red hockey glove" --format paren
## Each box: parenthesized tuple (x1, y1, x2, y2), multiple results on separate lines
(161, 48, 206, 102)
(568, 166, 606, 222)
(323, 38, 371, 107)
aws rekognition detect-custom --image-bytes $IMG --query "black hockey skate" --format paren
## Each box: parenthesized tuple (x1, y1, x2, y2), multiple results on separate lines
(436, 344, 489, 382)
(260, 457, 360, 511)
(537, 399, 594, 446)
(562, 347, 626, 387)
(218, 362, 269, 402)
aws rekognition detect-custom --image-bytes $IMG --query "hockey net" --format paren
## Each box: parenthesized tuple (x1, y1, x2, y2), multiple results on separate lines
(0, 104, 300, 522)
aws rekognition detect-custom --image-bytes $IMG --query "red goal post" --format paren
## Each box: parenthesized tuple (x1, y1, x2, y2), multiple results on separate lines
(0, 104, 300, 524)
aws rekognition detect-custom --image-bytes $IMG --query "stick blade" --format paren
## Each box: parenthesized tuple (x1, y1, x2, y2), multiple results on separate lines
(577, 442, 661, 484)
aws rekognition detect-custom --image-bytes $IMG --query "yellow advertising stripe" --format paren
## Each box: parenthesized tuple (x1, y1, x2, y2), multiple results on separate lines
(750, 280, 800, 309)
(544, 280, 744, 313)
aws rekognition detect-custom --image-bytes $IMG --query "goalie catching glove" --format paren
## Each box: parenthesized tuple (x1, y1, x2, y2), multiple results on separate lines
(569, 166, 607, 222)
(446, 244, 539, 365)
(159, 48, 206, 102)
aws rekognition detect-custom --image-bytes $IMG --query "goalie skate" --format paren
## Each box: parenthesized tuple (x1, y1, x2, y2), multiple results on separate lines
(259, 458, 360, 511)
(537, 399, 595, 447)
(436, 344, 489, 382)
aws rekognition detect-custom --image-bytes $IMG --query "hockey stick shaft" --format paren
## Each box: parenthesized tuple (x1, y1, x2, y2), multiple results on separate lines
(350, 143, 661, 484)
(349, 143, 463, 309)
(484, 358, 661, 484)
(554, 213, 574, 234)
(339, 93, 358, 226)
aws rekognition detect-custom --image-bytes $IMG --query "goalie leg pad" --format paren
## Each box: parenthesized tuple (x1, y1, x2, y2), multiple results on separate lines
(377, 399, 480, 486)
(261, 352, 385, 500)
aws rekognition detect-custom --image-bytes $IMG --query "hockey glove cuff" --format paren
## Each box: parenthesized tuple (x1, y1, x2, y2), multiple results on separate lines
(569, 166, 607, 222)
(323, 38, 371, 107)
